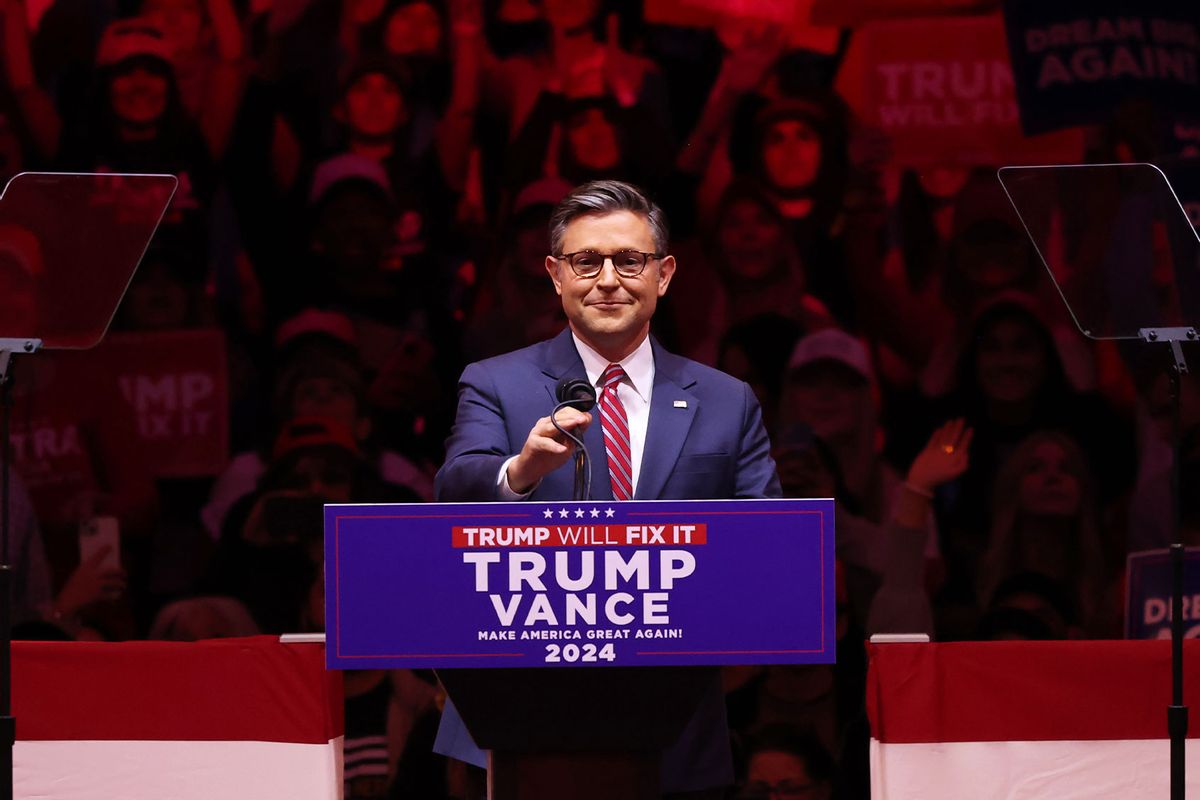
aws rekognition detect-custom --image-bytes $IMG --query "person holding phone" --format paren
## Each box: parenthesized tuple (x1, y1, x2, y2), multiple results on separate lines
(0, 467, 124, 639)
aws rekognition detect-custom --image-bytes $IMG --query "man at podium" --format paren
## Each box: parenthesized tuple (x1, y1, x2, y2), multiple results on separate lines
(434, 180, 782, 797)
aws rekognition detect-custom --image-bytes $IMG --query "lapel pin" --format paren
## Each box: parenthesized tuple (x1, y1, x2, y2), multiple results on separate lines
(673, 400, 688, 408)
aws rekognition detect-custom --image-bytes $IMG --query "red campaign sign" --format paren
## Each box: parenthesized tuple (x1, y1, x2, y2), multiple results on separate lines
(836, 14, 1083, 167)
(98, 329, 229, 478)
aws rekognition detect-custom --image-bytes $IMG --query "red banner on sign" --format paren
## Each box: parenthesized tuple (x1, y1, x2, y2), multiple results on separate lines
(451, 524, 709, 548)
(98, 328, 229, 478)
(836, 14, 1083, 167)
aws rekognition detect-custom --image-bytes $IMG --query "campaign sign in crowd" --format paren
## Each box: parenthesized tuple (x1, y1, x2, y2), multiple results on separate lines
(1125, 547, 1200, 639)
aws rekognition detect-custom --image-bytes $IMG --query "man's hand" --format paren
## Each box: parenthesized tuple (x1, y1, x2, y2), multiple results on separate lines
(506, 408, 592, 493)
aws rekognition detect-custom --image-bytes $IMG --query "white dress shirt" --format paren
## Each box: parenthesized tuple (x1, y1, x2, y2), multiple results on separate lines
(498, 331, 655, 498)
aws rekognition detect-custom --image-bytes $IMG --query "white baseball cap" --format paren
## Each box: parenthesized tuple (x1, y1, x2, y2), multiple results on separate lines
(787, 329, 873, 383)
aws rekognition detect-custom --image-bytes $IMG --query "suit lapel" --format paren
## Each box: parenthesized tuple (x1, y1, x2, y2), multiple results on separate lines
(635, 340, 698, 500)
(541, 327, 584, 385)
(539, 328, 613, 501)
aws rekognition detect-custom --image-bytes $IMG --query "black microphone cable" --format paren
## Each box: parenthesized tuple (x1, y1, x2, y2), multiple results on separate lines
(553, 378, 596, 501)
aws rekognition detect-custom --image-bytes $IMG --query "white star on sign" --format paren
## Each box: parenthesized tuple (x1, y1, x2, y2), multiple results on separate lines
(605, 507, 615, 518)
(560, 508, 570, 518)
(574, 508, 585, 518)
(590, 508, 600, 518)
(543, 508, 554, 519)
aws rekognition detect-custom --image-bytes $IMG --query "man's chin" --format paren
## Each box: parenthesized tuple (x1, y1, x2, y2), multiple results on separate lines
(571, 313, 647, 342)
(579, 312, 633, 332)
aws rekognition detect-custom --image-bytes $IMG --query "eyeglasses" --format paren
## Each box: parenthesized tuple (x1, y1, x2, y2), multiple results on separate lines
(554, 250, 661, 278)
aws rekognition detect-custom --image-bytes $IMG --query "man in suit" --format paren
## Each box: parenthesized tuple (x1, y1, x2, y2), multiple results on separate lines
(434, 180, 781, 797)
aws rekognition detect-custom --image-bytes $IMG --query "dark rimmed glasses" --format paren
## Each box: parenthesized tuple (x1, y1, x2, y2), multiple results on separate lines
(554, 250, 662, 278)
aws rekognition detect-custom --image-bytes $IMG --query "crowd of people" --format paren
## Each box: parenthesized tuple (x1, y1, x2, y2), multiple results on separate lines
(0, 0, 1193, 797)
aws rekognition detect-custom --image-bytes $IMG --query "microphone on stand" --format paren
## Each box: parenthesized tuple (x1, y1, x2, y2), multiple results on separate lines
(556, 377, 596, 412)
(553, 377, 596, 500)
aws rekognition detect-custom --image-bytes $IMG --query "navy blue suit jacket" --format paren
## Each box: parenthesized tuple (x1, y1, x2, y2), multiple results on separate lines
(433, 328, 781, 792)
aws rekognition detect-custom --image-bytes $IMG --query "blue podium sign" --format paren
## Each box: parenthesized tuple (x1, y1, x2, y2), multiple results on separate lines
(325, 498, 835, 669)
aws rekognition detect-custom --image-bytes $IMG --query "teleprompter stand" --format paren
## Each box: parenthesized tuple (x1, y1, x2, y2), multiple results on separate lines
(999, 163, 1198, 800)
(0, 172, 176, 800)
(1140, 326, 1192, 800)
(0, 339, 39, 800)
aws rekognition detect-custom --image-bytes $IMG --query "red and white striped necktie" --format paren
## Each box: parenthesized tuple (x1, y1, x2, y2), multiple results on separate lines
(598, 363, 633, 500)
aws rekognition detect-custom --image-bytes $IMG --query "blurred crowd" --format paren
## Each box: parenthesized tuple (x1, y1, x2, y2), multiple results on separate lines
(1, 0, 1196, 797)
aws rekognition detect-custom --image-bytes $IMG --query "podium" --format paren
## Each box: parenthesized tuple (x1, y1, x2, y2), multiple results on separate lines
(324, 497, 837, 799)
(441, 666, 716, 798)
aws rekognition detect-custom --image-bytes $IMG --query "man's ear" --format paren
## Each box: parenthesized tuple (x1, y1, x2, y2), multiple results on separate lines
(656, 254, 676, 297)
(545, 255, 564, 296)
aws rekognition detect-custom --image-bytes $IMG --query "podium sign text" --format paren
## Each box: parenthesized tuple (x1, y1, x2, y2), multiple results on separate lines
(326, 498, 835, 669)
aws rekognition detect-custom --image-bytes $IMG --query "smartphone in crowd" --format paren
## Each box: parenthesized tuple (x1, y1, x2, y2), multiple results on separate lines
(79, 516, 120, 571)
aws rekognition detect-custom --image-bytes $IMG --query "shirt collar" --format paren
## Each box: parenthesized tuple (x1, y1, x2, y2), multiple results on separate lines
(571, 330, 654, 403)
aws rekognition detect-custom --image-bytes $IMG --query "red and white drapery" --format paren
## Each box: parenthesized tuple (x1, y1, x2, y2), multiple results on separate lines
(14, 635, 343, 799)
(868, 640, 1200, 798)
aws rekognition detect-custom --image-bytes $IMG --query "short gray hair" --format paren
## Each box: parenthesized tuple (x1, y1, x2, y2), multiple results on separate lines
(549, 180, 669, 256)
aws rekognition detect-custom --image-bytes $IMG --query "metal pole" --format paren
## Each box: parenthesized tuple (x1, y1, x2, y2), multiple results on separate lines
(1141, 332, 1192, 800)
(1169, 543, 1187, 800)
(1167, 359, 1188, 800)
(0, 353, 14, 800)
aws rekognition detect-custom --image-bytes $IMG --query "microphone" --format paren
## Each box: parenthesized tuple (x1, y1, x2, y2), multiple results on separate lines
(555, 377, 596, 412)
(552, 377, 596, 499)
